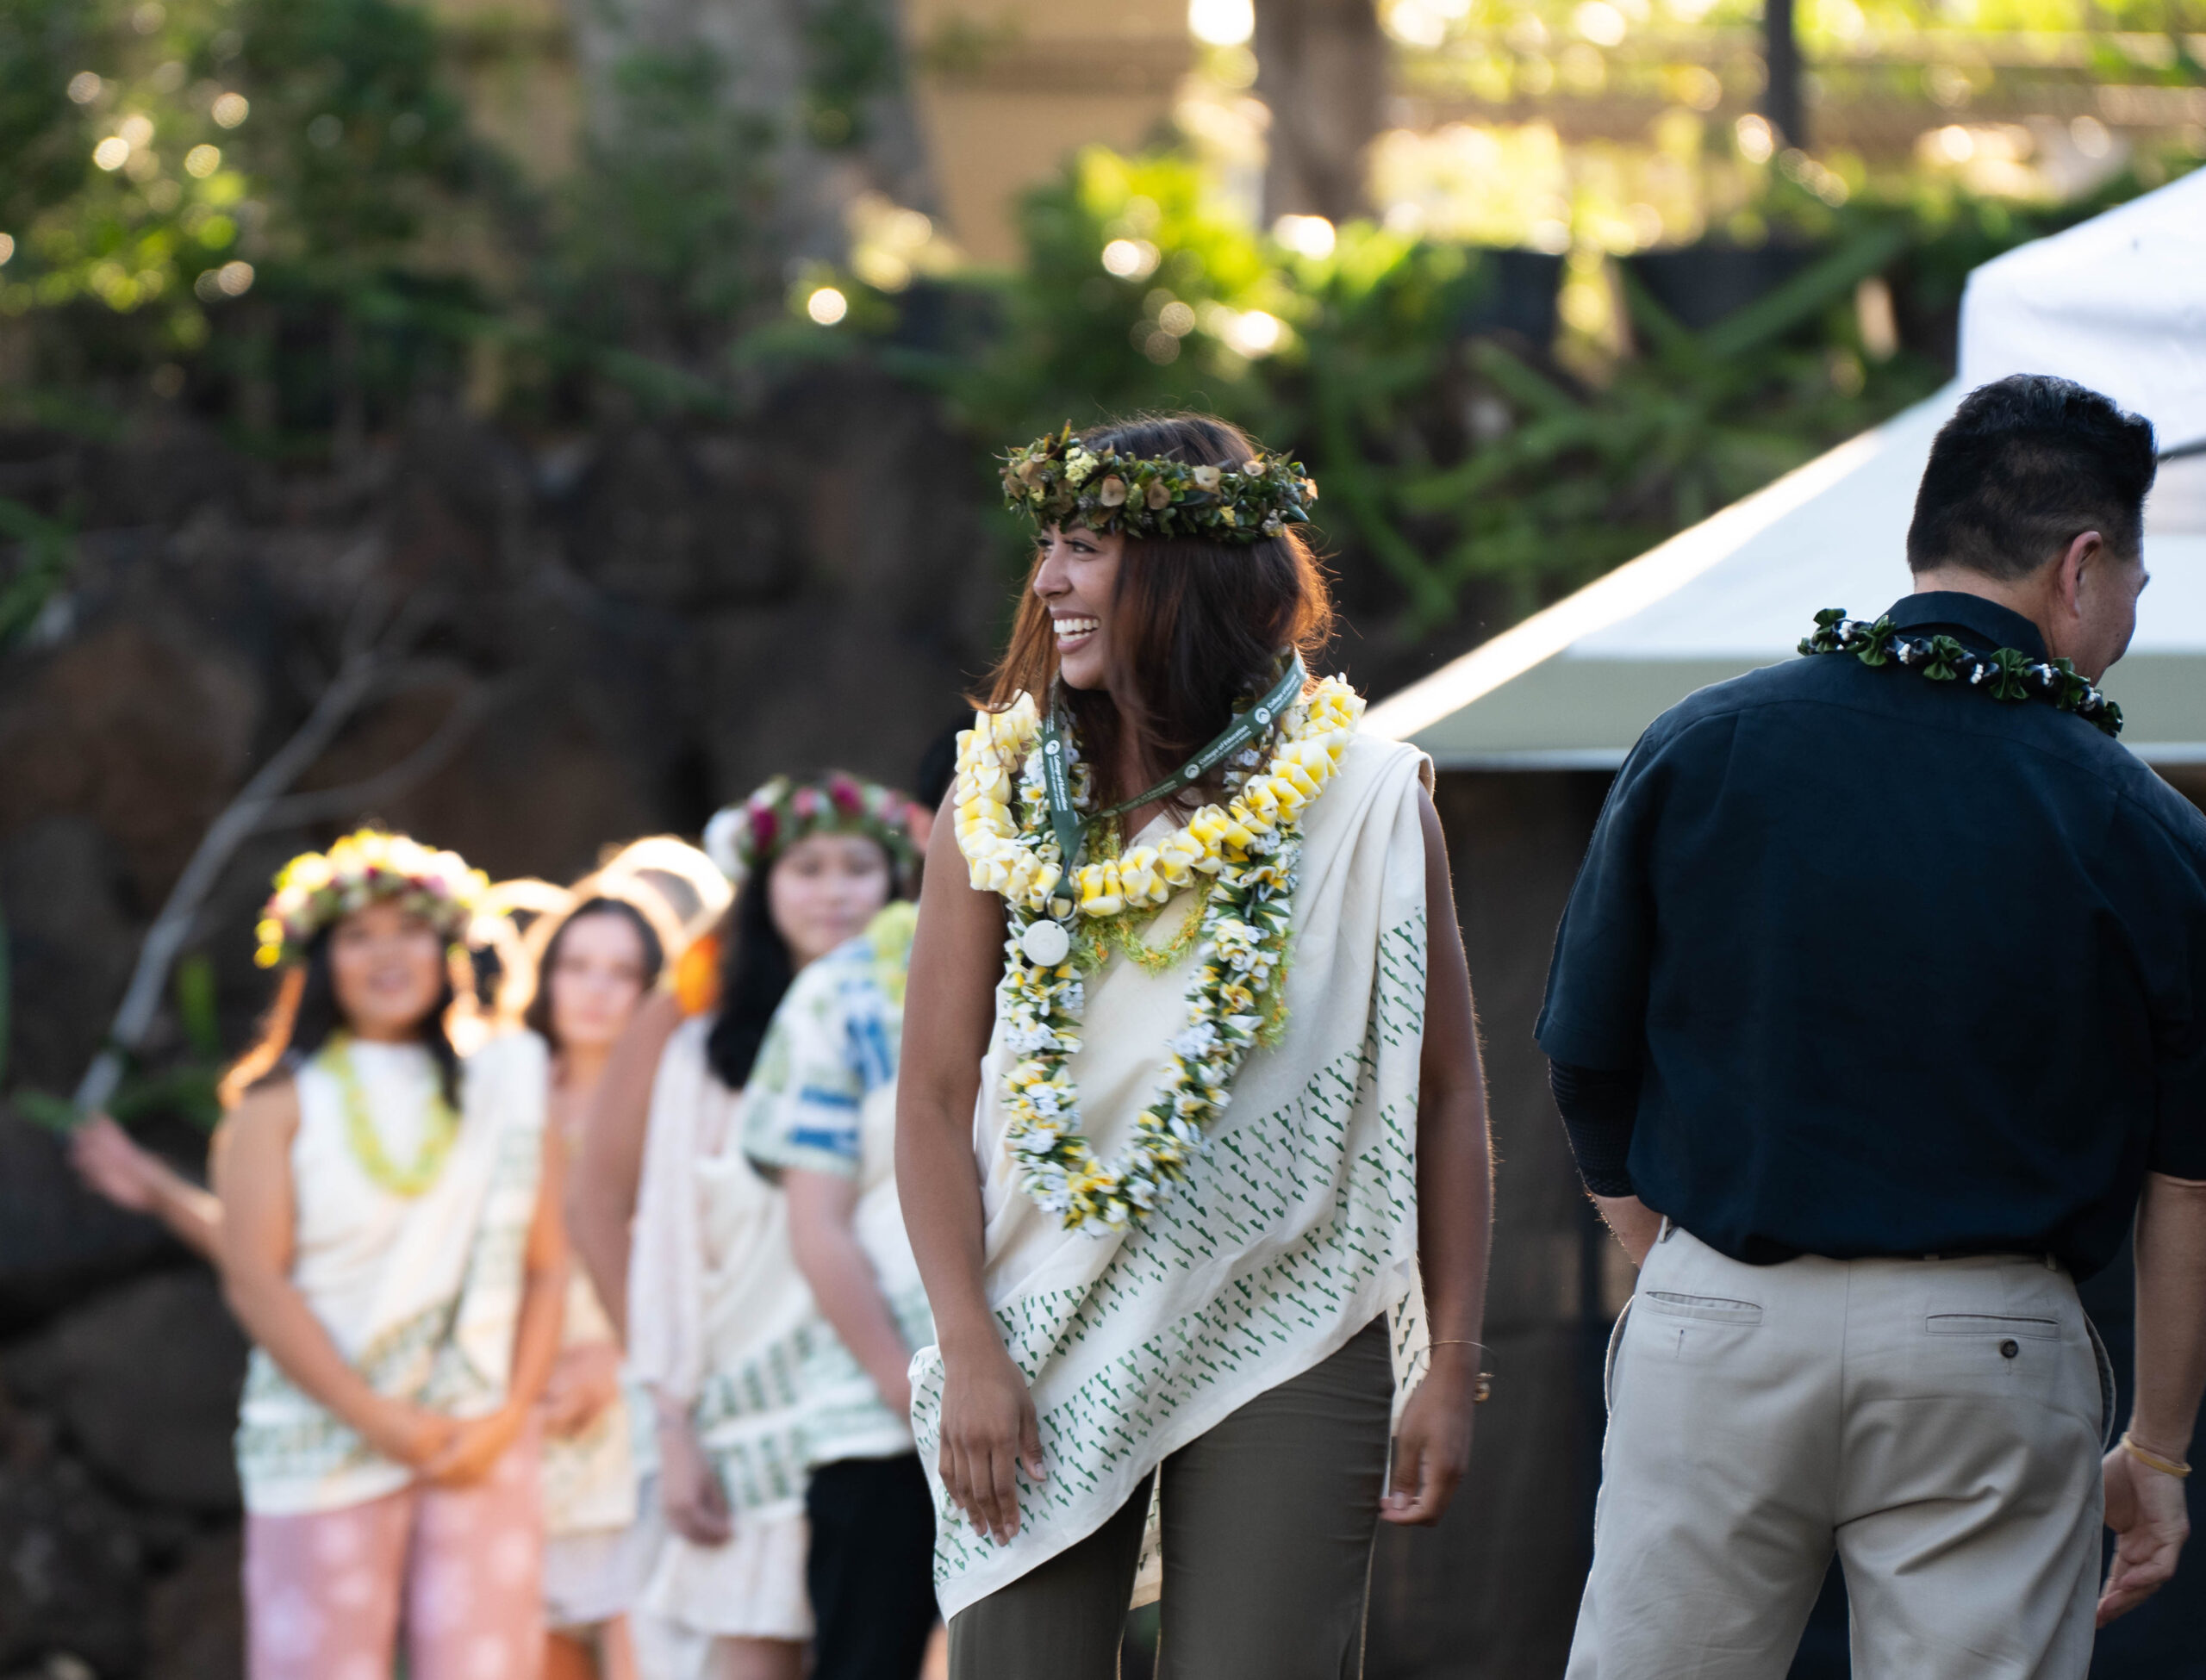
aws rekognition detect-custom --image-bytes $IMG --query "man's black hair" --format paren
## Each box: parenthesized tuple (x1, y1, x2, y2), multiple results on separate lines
(1907, 374, 2157, 582)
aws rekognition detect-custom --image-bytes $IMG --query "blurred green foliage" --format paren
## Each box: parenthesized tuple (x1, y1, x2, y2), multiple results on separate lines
(897, 146, 2179, 628)
(9, 956, 226, 1134)
(540, 45, 777, 371)
(0, 0, 2193, 630)
(1388, 0, 2206, 37)
(803, 0, 904, 147)
(1380, 0, 2206, 77)
(0, 495, 76, 649)
(0, 0, 812, 436)
(0, 0, 486, 394)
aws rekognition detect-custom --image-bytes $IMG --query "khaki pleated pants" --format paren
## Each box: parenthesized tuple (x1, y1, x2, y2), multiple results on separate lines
(1569, 1223, 2114, 1680)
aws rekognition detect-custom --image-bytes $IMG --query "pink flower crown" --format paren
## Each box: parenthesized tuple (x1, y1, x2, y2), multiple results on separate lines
(701, 773, 921, 887)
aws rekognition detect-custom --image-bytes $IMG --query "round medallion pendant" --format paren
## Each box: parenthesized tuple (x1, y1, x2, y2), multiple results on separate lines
(1019, 918, 1072, 967)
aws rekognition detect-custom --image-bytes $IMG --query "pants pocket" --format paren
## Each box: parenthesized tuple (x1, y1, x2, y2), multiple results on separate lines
(1640, 1291, 1764, 1326)
(1603, 1300, 1633, 1416)
(2085, 1313, 2117, 1449)
(1924, 1313, 2060, 1339)
(1634, 1290, 1763, 1364)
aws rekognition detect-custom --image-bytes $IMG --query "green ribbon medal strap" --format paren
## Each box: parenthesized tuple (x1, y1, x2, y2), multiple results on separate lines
(1038, 652, 1308, 886)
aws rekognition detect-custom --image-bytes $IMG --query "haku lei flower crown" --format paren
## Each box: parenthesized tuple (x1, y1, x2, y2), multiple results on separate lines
(701, 773, 923, 887)
(255, 830, 488, 968)
(1001, 424, 1318, 544)
(954, 669, 1364, 1234)
(1800, 609, 2122, 737)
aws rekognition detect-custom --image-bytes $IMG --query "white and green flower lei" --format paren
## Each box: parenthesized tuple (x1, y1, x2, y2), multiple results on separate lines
(1800, 607, 2123, 736)
(954, 675, 1363, 1234)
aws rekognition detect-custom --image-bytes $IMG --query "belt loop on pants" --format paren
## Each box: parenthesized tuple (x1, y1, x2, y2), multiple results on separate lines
(1657, 1216, 1675, 1243)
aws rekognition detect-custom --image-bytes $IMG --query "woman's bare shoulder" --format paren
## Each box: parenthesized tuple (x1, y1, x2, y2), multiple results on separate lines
(225, 1073, 302, 1142)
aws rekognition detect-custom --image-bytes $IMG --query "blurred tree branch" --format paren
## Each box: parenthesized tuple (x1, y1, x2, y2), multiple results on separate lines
(66, 586, 513, 1116)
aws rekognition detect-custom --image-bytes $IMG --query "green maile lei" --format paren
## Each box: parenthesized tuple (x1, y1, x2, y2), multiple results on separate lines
(1800, 609, 2122, 737)
(994, 703, 1326, 1236)
(324, 1033, 458, 1198)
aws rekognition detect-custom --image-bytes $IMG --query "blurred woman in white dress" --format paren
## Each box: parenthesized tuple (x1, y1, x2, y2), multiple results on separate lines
(573, 775, 919, 1680)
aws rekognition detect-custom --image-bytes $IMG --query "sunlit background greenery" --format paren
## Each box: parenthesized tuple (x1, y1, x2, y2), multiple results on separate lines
(1, 0, 2200, 637)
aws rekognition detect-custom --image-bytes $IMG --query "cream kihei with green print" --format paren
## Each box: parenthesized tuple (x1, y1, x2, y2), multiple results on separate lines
(234, 1031, 547, 1516)
(629, 1017, 816, 1505)
(916, 726, 1435, 1619)
(627, 1017, 818, 1638)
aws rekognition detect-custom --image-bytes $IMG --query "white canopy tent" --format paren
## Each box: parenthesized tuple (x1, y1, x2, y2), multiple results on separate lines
(1368, 166, 2206, 768)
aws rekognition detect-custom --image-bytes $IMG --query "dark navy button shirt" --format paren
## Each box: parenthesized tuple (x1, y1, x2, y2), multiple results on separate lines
(1536, 591, 2206, 1278)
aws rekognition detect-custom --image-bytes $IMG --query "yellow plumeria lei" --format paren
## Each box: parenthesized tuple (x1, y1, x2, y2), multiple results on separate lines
(953, 674, 1363, 1233)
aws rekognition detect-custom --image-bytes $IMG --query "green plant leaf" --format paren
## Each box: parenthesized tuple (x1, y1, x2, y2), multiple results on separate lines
(174, 954, 222, 1063)
(0, 495, 76, 650)
(1698, 224, 1910, 364)
(12, 1088, 79, 1133)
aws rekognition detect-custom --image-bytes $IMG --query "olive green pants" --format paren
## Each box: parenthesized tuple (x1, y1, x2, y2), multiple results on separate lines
(948, 1317, 1395, 1680)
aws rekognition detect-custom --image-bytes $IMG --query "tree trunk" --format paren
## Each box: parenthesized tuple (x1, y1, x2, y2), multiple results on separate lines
(1253, 0, 1386, 226)
(566, 0, 936, 264)
(1762, 0, 1805, 149)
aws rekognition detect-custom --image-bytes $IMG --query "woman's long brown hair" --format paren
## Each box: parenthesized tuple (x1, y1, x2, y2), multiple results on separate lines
(981, 413, 1336, 810)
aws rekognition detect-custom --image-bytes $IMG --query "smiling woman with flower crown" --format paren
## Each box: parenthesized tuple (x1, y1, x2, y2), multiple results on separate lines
(215, 829, 567, 1680)
(898, 414, 1494, 1678)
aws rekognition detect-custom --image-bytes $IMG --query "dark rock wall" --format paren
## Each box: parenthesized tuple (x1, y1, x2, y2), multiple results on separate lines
(0, 369, 1004, 1108)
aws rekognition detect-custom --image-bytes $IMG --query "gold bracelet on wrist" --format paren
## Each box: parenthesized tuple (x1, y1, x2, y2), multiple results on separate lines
(2121, 1431, 2193, 1478)
(1422, 1341, 1494, 1403)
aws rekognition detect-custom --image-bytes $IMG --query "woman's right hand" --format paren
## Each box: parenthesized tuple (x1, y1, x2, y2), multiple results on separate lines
(938, 1340, 1044, 1544)
(656, 1411, 733, 1546)
(361, 1398, 459, 1471)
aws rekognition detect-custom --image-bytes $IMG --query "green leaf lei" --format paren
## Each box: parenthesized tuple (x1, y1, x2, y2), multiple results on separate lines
(325, 1033, 458, 1198)
(1799, 609, 2122, 737)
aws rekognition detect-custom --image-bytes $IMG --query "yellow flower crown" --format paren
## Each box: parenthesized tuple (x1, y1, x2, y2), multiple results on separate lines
(254, 829, 489, 968)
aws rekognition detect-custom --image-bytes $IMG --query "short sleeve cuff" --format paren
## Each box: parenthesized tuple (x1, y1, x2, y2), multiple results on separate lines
(744, 1100, 863, 1182)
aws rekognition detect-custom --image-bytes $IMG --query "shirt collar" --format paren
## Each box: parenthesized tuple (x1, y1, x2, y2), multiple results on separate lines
(1884, 591, 2050, 662)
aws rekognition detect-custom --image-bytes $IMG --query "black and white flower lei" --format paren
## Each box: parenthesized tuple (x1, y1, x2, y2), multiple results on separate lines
(1799, 608, 2122, 737)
